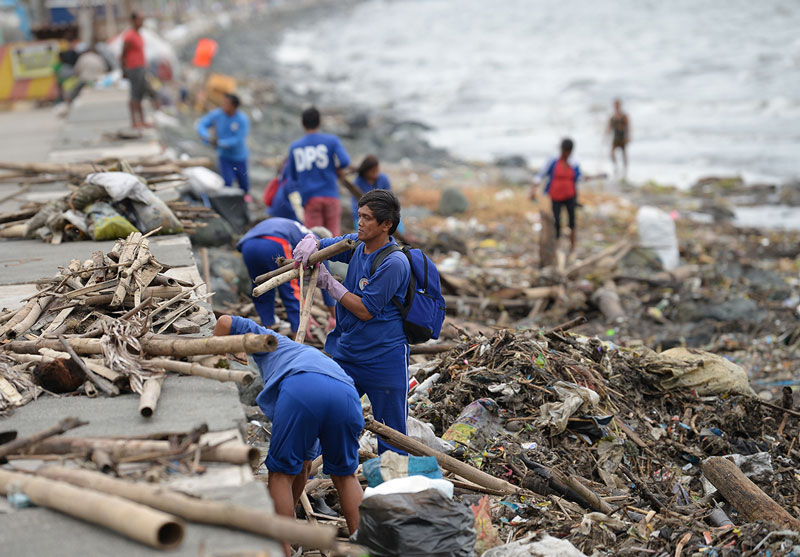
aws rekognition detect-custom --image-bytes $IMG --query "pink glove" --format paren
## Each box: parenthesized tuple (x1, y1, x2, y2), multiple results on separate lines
(316, 264, 348, 301)
(325, 316, 336, 333)
(293, 233, 319, 267)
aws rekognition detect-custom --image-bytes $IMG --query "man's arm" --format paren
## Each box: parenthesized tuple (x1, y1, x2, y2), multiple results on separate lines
(334, 137, 351, 174)
(196, 110, 216, 143)
(213, 314, 233, 336)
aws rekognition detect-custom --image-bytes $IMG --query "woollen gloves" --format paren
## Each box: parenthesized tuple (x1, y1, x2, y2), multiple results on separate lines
(316, 264, 348, 301)
(293, 233, 319, 267)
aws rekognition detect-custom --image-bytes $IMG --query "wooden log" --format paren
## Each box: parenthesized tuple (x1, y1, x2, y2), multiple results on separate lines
(563, 474, 615, 515)
(0, 298, 37, 338)
(701, 456, 800, 530)
(5, 293, 52, 339)
(565, 239, 630, 279)
(253, 238, 357, 289)
(294, 266, 320, 344)
(591, 280, 626, 322)
(539, 209, 556, 268)
(0, 469, 184, 549)
(138, 376, 164, 418)
(36, 466, 338, 550)
(0, 416, 86, 460)
(0, 207, 37, 225)
(0, 222, 25, 238)
(147, 358, 255, 385)
(26, 437, 260, 466)
(443, 295, 534, 309)
(409, 342, 458, 355)
(364, 417, 519, 495)
(4, 332, 277, 357)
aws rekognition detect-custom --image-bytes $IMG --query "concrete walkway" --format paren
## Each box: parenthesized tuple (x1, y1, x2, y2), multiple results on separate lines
(0, 91, 281, 556)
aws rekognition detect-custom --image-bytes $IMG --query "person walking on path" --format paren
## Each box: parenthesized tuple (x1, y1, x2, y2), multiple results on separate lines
(608, 98, 630, 178)
(293, 190, 410, 454)
(121, 12, 158, 128)
(213, 314, 363, 551)
(196, 93, 253, 202)
(286, 107, 351, 235)
(350, 155, 391, 229)
(237, 217, 336, 336)
(531, 138, 581, 252)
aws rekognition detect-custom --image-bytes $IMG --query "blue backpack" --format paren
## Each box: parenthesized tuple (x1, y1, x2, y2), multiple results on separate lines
(370, 244, 446, 344)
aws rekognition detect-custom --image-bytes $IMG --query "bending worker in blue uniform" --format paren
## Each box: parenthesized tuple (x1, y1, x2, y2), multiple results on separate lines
(213, 315, 363, 544)
(294, 189, 410, 454)
(237, 218, 336, 336)
(196, 93, 253, 203)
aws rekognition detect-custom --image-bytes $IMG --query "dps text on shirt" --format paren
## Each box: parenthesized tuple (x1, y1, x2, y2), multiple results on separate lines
(287, 132, 351, 204)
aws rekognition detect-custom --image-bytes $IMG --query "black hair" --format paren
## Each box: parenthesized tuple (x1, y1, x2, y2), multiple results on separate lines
(131, 12, 139, 21)
(224, 93, 240, 108)
(561, 138, 574, 154)
(357, 154, 379, 178)
(358, 189, 401, 235)
(302, 106, 320, 130)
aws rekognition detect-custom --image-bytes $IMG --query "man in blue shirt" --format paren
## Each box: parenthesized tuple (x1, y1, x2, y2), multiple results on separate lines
(294, 190, 410, 454)
(196, 93, 253, 202)
(213, 315, 363, 540)
(286, 106, 350, 236)
(237, 217, 336, 336)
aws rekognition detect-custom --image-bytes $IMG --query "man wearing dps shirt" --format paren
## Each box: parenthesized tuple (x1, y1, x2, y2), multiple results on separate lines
(286, 107, 351, 235)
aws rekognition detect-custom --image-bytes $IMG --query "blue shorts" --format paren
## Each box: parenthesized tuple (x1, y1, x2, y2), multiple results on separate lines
(337, 345, 409, 455)
(266, 371, 363, 476)
(219, 156, 250, 193)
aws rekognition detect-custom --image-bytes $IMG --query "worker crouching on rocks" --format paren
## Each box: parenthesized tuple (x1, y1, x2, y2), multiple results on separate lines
(213, 315, 363, 552)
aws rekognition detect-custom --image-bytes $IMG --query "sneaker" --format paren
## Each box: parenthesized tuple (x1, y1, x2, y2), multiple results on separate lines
(243, 193, 254, 203)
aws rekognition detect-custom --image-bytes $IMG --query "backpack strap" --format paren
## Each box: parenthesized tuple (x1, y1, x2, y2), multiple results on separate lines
(366, 243, 414, 316)
(368, 243, 403, 276)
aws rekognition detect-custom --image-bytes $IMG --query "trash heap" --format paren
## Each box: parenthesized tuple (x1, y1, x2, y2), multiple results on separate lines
(0, 231, 263, 417)
(402, 326, 800, 555)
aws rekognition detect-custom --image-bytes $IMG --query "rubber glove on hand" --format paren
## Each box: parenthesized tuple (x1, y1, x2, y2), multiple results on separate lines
(293, 234, 319, 267)
(325, 316, 336, 333)
(316, 264, 348, 301)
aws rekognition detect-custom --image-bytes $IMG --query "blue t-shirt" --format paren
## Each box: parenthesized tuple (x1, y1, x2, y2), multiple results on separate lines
(351, 173, 391, 222)
(321, 233, 410, 362)
(236, 217, 310, 251)
(196, 108, 250, 161)
(287, 132, 351, 204)
(230, 316, 355, 420)
(268, 166, 300, 222)
(540, 156, 581, 195)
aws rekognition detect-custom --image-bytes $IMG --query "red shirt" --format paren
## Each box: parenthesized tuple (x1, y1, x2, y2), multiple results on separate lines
(122, 28, 145, 69)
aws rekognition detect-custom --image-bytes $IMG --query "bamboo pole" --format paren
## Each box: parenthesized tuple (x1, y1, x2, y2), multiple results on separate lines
(36, 466, 338, 550)
(0, 417, 86, 460)
(0, 222, 25, 238)
(138, 376, 164, 418)
(294, 266, 320, 345)
(0, 298, 37, 337)
(5, 294, 53, 338)
(364, 417, 519, 495)
(14, 351, 123, 385)
(147, 358, 255, 385)
(0, 469, 184, 549)
(25, 437, 260, 466)
(3, 332, 277, 357)
(253, 239, 356, 289)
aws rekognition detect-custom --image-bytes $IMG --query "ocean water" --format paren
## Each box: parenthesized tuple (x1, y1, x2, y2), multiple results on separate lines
(275, 0, 800, 187)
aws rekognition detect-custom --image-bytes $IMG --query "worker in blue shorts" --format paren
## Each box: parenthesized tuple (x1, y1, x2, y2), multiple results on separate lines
(294, 189, 410, 454)
(237, 218, 336, 337)
(213, 315, 363, 545)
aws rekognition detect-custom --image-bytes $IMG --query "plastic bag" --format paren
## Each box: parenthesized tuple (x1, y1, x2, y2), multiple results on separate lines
(481, 534, 587, 557)
(473, 495, 502, 555)
(85, 172, 151, 204)
(636, 206, 679, 270)
(535, 382, 600, 435)
(407, 416, 455, 454)
(643, 347, 755, 396)
(442, 398, 499, 467)
(117, 196, 183, 235)
(85, 201, 138, 240)
(182, 166, 225, 196)
(363, 476, 453, 500)
(354, 488, 475, 557)
(362, 452, 442, 487)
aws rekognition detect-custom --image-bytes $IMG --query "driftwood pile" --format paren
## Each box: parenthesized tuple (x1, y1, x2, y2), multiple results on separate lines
(401, 326, 800, 555)
(0, 231, 265, 417)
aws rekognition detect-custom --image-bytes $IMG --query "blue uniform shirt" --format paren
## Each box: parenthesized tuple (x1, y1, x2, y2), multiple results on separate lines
(196, 108, 250, 161)
(230, 316, 355, 420)
(287, 132, 351, 204)
(321, 233, 410, 362)
(236, 217, 310, 251)
(351, 173, 391, 223)
(268, 165, 300, 221)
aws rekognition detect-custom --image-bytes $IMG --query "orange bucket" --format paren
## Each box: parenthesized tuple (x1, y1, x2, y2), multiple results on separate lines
(192, 38, 218, 68)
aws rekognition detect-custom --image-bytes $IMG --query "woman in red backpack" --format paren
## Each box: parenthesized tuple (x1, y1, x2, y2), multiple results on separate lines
(531, 138, 581, 251)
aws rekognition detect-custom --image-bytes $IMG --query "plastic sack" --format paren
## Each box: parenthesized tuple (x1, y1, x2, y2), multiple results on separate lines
(354, 488, 475, 557)
(85, 172, 151, 204)
(208, 190, 250, 233)
(407, 416, 455, 454)
(642, 347, 755, 396)
(473, 495, 502, 555)
(442, 398, 499, 467)
(362, 452, 442, 488)
(117, 196, 183, 235)
(636, 206, 679, 270)
(182, 166, 225, 196)
(481, 534, 587, 557)
(363, 476, 454, 501)
(536, 382, 600, 435)
(85, 201, 138, 240)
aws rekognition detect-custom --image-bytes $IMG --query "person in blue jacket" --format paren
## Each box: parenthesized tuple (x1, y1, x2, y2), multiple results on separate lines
(237, 218, 336, 337)
(196, 93, 252, 202)
(286, 106, 350, 235)
(351, 155, 391, 229)
(213, 315, 363, 541)
(267, 162, 304, 223)
(294, 190, 410, 454)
